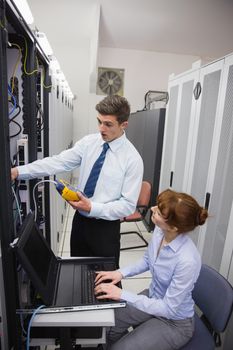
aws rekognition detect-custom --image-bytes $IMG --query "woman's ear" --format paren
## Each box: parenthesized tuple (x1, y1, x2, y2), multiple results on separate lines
(169, 225, 178, 233)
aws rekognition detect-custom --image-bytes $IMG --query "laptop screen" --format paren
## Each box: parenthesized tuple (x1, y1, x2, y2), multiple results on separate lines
(23, 224, 52, 285)
(14, 213, 127, 312)
(15, 212, 58, 304)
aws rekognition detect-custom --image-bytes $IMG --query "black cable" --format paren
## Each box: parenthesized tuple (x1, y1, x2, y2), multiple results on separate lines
(8, 94, 22, 137)
(9, 104, 21, 123)
(10, 119, 22, 138)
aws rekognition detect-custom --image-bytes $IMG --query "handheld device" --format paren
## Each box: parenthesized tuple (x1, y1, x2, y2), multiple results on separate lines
(55, 179, 80, 201)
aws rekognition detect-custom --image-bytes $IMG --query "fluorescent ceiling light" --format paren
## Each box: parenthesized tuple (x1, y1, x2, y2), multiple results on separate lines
(13, 0, 34, 25)
(35, 32, 53, 56)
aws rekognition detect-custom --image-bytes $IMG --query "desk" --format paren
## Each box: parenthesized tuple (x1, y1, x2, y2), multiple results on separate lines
(30, 308, 115, 349)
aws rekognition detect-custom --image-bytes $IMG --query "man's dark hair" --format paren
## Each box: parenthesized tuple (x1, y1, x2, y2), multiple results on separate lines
(96, 95, 130, 123)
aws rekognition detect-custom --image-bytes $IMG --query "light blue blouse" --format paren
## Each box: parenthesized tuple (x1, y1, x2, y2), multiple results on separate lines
(120, 226, 201, 320)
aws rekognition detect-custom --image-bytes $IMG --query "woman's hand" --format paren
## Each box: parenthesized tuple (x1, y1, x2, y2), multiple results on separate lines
(94, 283, 122, 301)
(95, 270, 123, 285)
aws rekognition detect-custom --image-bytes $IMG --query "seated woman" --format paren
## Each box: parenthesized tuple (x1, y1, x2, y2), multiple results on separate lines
(94, 189, 208, 350)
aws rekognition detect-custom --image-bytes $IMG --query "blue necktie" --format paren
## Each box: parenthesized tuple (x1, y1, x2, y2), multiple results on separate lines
(84, 143, 109, 197)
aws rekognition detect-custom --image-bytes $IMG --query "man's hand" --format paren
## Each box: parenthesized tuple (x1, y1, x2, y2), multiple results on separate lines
(11, 167, 19, 181)
(68, 192, 91, 213)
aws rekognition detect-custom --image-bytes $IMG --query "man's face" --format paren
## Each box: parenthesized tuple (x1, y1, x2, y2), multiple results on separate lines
(97, 114, 128, 142)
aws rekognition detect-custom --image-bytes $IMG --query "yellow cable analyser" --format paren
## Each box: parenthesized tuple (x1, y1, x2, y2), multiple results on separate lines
(55, 179, 80, 201)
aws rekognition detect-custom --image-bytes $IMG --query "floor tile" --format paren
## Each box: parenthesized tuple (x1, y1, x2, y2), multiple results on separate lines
(122, 277, 151, 294)
(120, 231, 151, 250)
(137, 220, 153, 232)
(120, 221, 139, 232)
(120, 251, 151, 278)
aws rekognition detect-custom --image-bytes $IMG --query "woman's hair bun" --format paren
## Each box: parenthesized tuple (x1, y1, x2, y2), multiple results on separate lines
(198, 208, 208, 226)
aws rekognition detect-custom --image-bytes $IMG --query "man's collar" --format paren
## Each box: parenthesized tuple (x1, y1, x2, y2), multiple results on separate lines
(101, 132, 126, 152)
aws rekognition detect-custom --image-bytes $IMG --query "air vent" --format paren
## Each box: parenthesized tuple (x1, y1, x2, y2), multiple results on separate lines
(96, 67, 124, 96)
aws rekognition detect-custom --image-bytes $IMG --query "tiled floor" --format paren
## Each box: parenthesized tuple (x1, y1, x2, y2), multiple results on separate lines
(59, 205, 152, 293)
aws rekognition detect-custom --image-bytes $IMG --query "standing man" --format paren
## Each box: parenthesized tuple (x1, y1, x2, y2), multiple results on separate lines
(11, 95, 143, 267)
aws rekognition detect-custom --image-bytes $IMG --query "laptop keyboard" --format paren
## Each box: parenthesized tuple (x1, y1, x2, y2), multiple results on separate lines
(81, 263, 119, 305)
(81, 266, 98, 304)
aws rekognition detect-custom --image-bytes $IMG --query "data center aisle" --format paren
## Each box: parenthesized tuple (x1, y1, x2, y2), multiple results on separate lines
(59, 206, 152, 295)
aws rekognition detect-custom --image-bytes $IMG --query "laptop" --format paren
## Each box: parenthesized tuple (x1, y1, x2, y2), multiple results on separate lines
(12, 212, 126, 314)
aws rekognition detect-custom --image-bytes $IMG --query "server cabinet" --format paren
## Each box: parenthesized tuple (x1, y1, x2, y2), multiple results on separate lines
(206, 54, 233, 274)
(187, 59, 224, 244)
(0, 1, 21, 347)
(160, 65, 201, 193)
(0, 1, 74, 347)
(48, 73, 74, 255)
(206, 53, 233, 350)
(127, 108, 165, 229)
(159, 53, 233, 284)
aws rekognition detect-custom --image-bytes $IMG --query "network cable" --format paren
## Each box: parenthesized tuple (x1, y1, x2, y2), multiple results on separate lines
(26, 304, 45, 350)
(32, 179, 57, 223)
(32, 179, 80, 222)
(12, 185, 22, 225)
(8, 83, 17, 116)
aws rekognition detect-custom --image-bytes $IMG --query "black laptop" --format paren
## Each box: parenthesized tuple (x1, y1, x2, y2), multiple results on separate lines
(12, 212, 126, 314)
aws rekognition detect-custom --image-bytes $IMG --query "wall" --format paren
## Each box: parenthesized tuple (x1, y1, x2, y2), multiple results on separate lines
(54, 41, 91, 143)
(97, 48, 199, 111)
(86, 47, 199, 135)
(51, 44, 199, 180)
(53, 44, 199, 144)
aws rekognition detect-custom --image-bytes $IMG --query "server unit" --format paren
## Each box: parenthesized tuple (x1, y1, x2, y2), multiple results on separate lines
(0, 1, 74, 347)
(126, 108, 166, 229)
(159, 54, 233, 349)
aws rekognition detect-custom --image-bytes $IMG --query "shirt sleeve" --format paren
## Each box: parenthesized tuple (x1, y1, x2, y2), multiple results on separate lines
(121, 259, 201, 319)
(89, 155, 144, 220)
(119, 252, 150, 278)
(17, 140, 84, 180)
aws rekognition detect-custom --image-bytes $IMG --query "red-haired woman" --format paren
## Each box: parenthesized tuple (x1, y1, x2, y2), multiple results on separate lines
(95, 189, 208, 350)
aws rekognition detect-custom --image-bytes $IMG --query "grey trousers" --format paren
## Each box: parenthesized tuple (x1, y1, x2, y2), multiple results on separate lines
(106, 290, 194, 350)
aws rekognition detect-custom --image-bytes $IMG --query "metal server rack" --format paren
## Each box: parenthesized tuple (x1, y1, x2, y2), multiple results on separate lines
(0, 0, 51, 347)
(0, 1, 21, 347)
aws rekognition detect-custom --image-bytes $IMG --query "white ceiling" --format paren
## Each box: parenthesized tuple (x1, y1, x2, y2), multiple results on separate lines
(27, 0, 233, 59)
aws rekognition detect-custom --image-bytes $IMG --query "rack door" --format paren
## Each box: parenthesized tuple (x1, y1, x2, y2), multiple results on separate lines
(160, 67, 200, 192)
(186, 59, 224, 244)
(200, 55, 233, 271)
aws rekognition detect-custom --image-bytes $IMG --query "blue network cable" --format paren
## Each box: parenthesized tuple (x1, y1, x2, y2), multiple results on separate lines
(8, 83, 17, 116)
(26, 304, 45, 349)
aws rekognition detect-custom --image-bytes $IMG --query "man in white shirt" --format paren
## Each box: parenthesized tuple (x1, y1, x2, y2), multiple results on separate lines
(11, 95, 143, 267)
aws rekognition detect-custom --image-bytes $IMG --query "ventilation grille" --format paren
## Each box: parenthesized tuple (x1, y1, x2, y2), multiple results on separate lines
(96, 67, 124, 96)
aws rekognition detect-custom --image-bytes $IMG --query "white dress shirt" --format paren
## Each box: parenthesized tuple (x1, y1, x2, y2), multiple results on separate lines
(17, 133, 144, 220)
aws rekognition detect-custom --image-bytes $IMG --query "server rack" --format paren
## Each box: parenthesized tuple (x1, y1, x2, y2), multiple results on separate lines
(0, 0, 51, 346)
(126, 108, 166, 229)
(0, 1, 21, 347)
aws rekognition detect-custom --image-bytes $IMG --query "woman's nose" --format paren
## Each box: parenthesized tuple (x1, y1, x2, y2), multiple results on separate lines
(151, 205, 157, 212)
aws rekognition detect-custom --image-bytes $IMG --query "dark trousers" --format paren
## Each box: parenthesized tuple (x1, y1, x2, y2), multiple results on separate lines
(70, 211, 121, 268)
